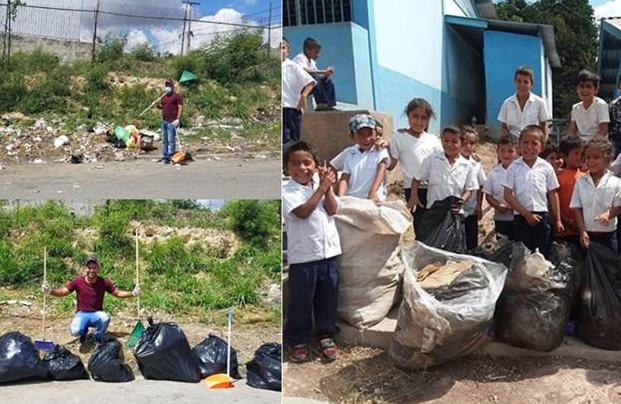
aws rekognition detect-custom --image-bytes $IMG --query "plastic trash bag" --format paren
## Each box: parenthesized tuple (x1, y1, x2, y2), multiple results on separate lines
(417, 196, 465, 254)
(114, 126, 130, 143)
(334, 197, 413, 329)
(43, 345, 89, 380)
(577, 242, 621, 350)
(246, 343, 281, 391)
(494, 244, 578, 352)
(134, 322, 201, 383)
(88, 338, 134, 382)
(192, 334, 241, 379)
(388, 241, 507, 369)
(0, 332, 48, 384)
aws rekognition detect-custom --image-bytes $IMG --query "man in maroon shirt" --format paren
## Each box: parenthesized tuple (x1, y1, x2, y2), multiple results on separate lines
(155, 79, 184, 164)
(42, 256, 140, 343)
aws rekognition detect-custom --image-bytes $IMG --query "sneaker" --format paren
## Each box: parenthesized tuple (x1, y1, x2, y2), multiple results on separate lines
(289, 344, 309, 363)
(319, 338, 337, 362)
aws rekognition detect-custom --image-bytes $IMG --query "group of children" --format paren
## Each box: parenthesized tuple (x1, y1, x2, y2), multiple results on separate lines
(282, 67, 621, 363)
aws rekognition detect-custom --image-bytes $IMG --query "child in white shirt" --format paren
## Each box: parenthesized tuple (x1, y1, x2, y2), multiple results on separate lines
(460, 126, 487, 250)
(568, 69, 609, 141)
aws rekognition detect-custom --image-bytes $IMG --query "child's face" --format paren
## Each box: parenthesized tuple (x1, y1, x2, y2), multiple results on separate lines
(353, 127, 377, 151)
(441, 132, 461, 158)
(514, 73, 533, 96)
(407, 107, 430, 134)
(563, 147, 584, 169)
(305, 46, 320, 60)
(460, 132, 477, 157)
(280, 41, 289, 61)
(585, 147, 610, 176)
(498, 144, 518, 167)
(287, 150, 317, 185)
(577, 81, 597, 101)
(520, 131, 544, 161)
(545, 151, 564, 172)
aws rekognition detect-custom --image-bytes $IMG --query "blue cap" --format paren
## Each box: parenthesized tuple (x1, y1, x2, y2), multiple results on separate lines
(349, 114, 377, 133)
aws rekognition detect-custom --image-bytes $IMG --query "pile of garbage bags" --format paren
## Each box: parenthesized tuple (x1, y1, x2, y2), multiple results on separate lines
(88, 338, 134, 382)
(416, 196, 466, 254)
(246, 343, 281, 391)
(0, 332, 49, 383)
(108, 125, 158, 151)
(193, 334, 241, 379)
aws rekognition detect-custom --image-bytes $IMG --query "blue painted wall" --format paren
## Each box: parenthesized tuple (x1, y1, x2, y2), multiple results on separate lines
(484, 30, 543, 133)
(284, 22, 374, 108)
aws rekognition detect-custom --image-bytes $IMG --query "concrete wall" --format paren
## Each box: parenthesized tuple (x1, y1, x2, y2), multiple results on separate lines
(285, 22, 374, 109)
(483, 30, 543, 136)
(6, 36, 91, 63)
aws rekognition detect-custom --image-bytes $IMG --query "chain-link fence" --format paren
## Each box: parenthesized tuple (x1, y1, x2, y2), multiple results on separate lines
(0, 0, 281, 61)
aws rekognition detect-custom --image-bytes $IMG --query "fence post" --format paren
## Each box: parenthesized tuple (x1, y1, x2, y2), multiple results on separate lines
(2, 0, 9, 61)
(266, 0, 272, 56)
(91, 0, 100, 63)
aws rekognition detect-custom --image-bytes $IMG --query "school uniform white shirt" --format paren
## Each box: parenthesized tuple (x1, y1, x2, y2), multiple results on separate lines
(483, 164, 513, 221)
(282, 58, 316, 109)
(612, 153, 621, 177)
(342, 147, 390, 201)
(292, 52, 318, 72)
(389, 130, 442, 189)
(497, 93, 550, 137)
(331, 145, 392, 172)
(463, 159, 487, 216)
(282, 177, 342, 265)
(413, 151, 479, 209)
(502, 157, 559, 213)
(571, 97, 610, 141)
(569, 170, 621, 233)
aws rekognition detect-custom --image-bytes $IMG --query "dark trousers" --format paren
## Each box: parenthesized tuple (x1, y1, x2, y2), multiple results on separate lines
(285, 257, 339, 347)
(494, 220, 514, 240)
(588, 231, 617, 253)
(514, 212, 552, 257)
(464, 215, 479, 250)
(310, 74, 336, 107)
(283, 107, 302, 144)
(405, 188, 428, 238)
(612, 139, 621, 159)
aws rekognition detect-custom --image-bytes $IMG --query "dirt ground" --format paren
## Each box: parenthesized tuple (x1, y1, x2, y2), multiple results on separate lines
(283, 346, 621, 403)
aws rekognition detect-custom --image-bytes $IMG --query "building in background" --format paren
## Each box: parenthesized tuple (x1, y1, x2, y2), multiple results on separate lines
(284, 0, 560, 135)
(598, 18, 621, 102)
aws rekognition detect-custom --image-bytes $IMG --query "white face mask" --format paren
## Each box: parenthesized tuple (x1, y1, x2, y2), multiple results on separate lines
(165, 86, 172, 93)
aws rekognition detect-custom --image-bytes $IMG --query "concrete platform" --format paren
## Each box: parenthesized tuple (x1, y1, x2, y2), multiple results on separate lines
(336, 307, 621, 363)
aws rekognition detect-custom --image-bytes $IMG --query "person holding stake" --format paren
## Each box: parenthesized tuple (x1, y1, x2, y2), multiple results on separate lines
(156, 79, 184, 164)
(41, 257, 140, 344)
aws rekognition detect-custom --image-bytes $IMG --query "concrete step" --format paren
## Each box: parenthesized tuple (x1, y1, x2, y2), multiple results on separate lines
(336, 307, 621, 363)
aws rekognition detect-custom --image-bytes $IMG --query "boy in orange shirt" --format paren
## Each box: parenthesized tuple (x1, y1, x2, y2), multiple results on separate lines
(557, 135, 584, 247)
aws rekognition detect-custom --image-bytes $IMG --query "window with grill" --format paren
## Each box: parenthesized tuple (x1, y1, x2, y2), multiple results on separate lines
(284, 0, 352, 27)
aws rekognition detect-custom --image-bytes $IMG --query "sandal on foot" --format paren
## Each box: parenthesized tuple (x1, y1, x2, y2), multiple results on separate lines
(289, 344, 309, 363)
(319, 338, 338, 362)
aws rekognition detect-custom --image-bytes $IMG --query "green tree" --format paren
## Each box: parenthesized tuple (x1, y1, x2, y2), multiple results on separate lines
(495, 0, 598, 118)
(223, 200, 280, 248)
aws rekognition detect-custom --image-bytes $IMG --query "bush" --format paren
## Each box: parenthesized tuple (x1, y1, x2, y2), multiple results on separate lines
(97, 36, 126, 63)
(224, 200, 280, 248)
(202, 30, 265, 84)
(131, 42, 156, 62)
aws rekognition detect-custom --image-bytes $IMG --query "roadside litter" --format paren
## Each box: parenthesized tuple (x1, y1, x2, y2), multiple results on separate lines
(388, 241, 507, 369)
(0, 332, 49, 384)
(246, 343, 281, 391)
(88, 337, 134, 382)
(43, 345, 89, 381)
(193, 334, 241, 379)
(334, 197, 412, 329)
(133, 321, 202, 383)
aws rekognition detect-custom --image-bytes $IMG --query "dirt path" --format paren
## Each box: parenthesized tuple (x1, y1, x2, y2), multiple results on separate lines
(0, 158, 280, 199)
(283, 347, 621, 403)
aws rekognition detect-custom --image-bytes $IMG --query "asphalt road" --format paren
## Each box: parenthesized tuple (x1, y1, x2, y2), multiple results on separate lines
(0, 376, 280, 404)
(0, 158, 280, 199)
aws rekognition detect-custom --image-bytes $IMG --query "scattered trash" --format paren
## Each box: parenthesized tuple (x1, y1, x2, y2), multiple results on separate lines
(114, 152, 125, 162)
(70, 154, 84, 164)
(93, 122, 108, 135)
(0, 332, 49, 384)
(34, 118, 46, 129)
(87, 338, 134, 382)
(134, 322, 202, 383)
(32, 159, 45, 164)
(246, 343, 281, 391)
(0, 300, 32, 306)
(43, 345, 89, 381)
(53, 135, 69, 148)
(334, 197, 412, 329)
(192, 334, 241, 379)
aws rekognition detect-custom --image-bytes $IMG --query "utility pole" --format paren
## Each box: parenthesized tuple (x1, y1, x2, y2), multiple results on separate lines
(267, 0, 272, 56)
(91, 0, 100, 63)
(180, 2, 188, 56)
(186, 3, 192, 54)
(182, 0, 199, 55)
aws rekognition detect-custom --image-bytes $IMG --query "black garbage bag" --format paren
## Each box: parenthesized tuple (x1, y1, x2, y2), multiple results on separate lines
(416, 196, 465, 254)
(494, 244, 578, 352)
(88, 338, 134, 382)
(576, 242, 621, 350)
(192, 334, 241, 379)
(388, 241, 507, 369)
(134, 322, 201, 383)
(0, 332, 48, 384)
(246, 343, 281, 391)
(43, 345, 89, 380)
